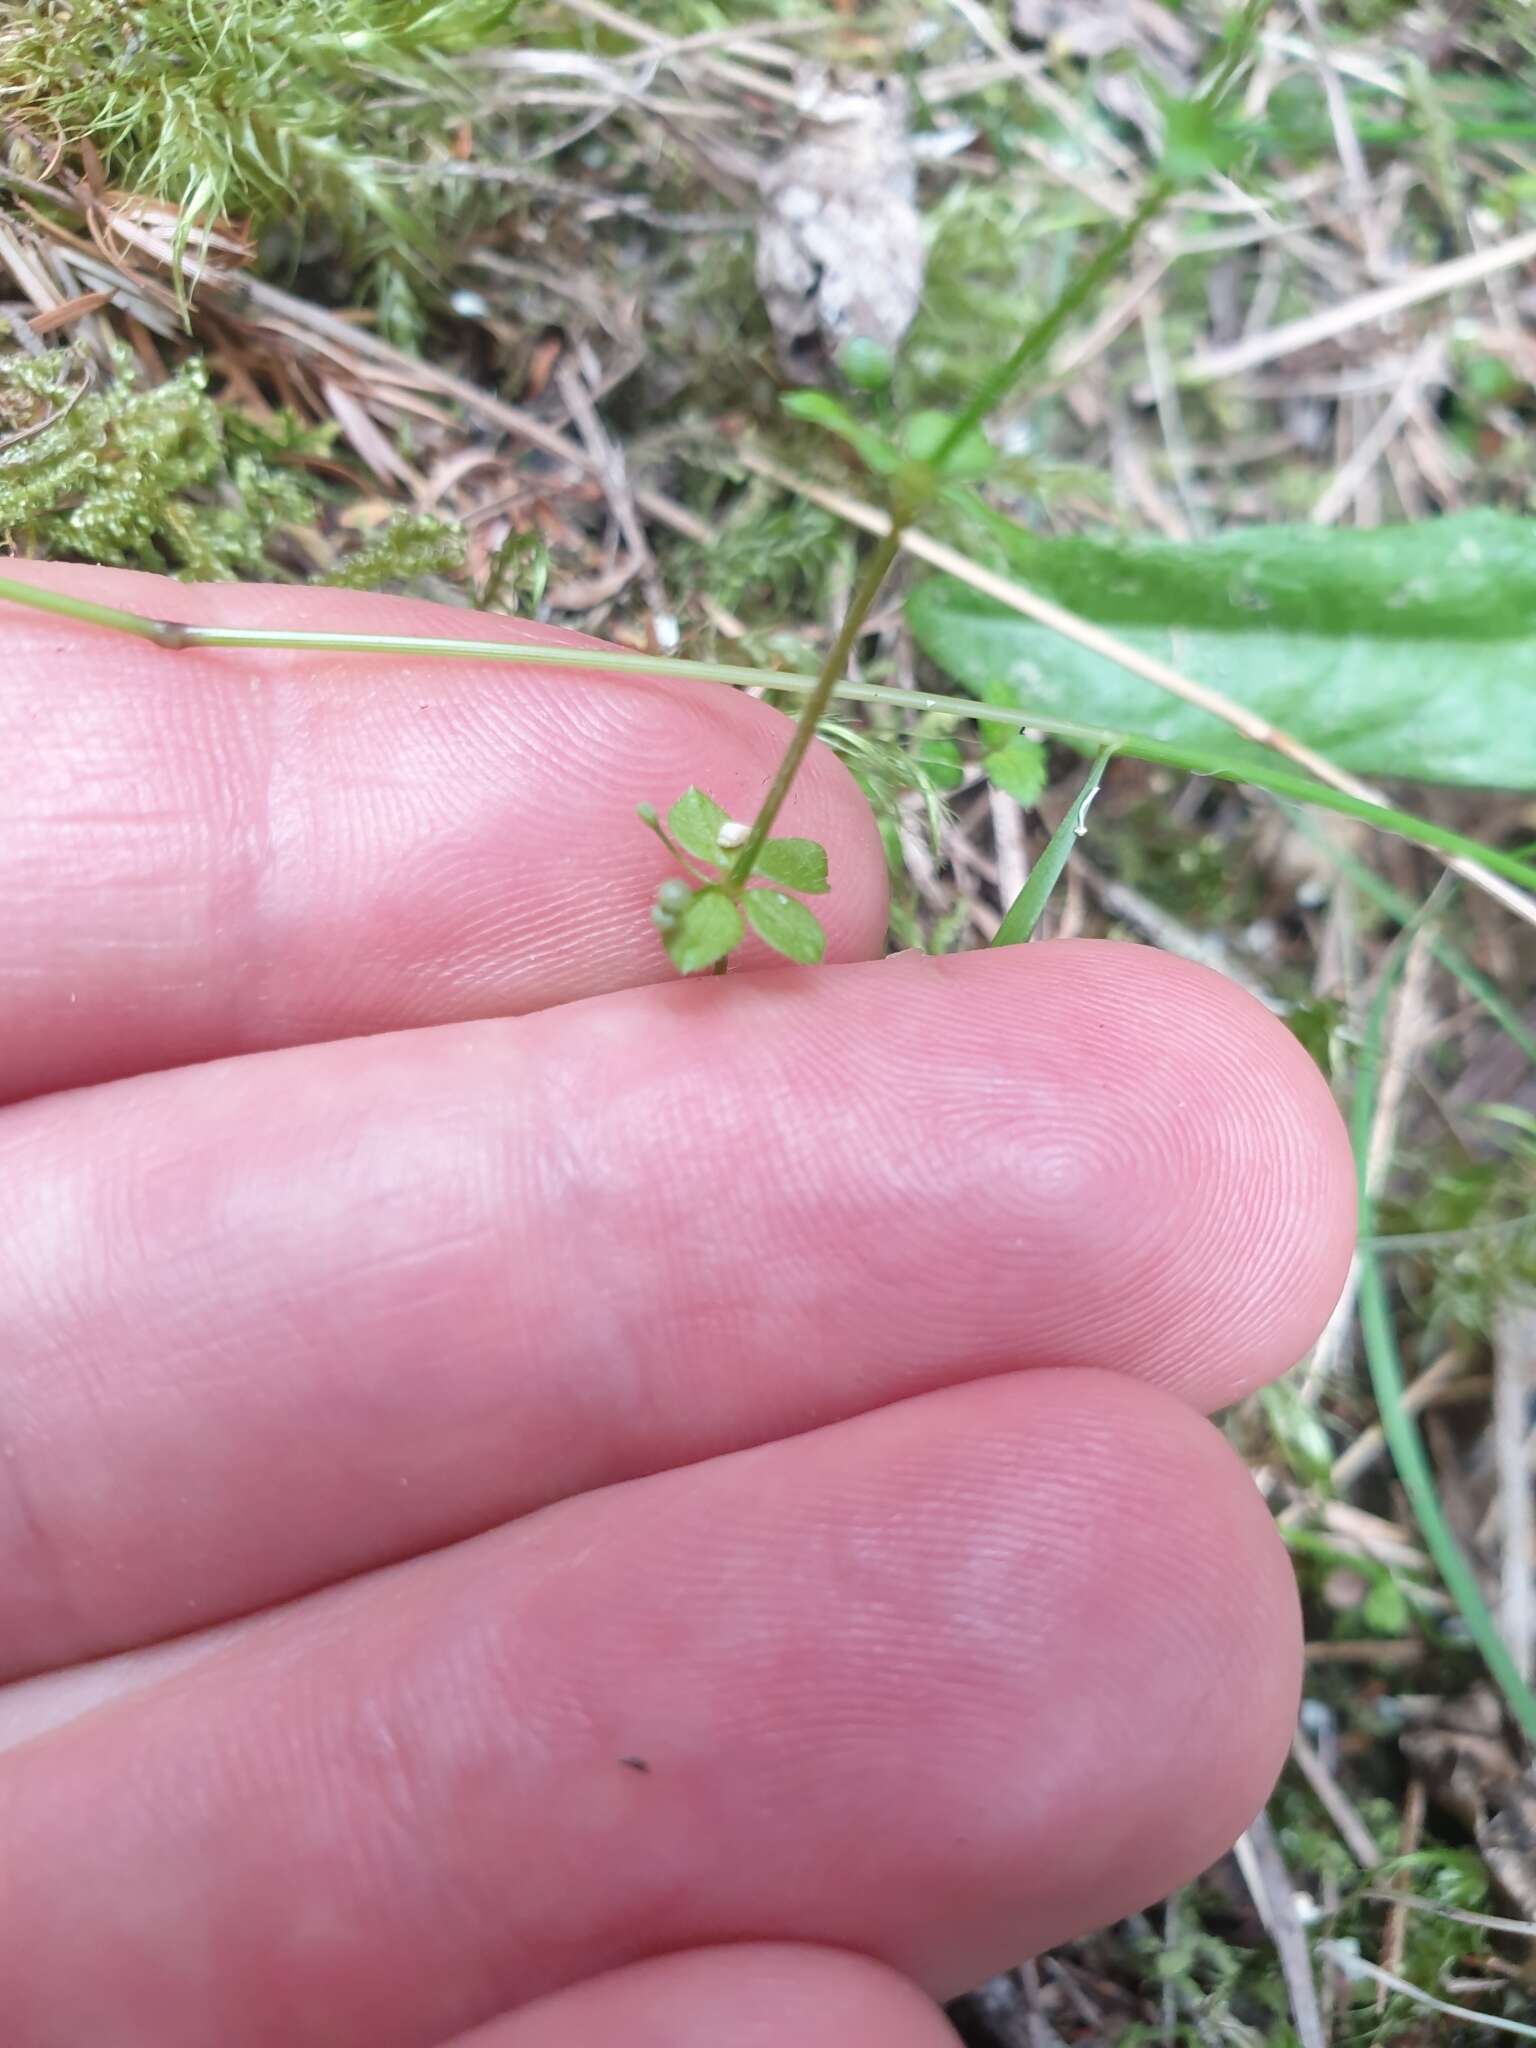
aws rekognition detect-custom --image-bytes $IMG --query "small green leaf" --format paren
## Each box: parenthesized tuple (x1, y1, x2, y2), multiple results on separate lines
(1361, 1574, 1411, 1637)
(666, 787, 733, 865)
(780, 390, 856, 433)
(992, 748, 1114, 948)
(914, 735, 965, 790)
(1258, 1381, 1335, 1489)
(478, 527, 549, 613)
(743, 888, 826, 964)
(661, 888, 743, 974)
(900, 410, 995, 482)
(781, 391, 901, 474)
(752, 836, 830, 894)
(983, 736, 1047, 807)
(1286, 996, 1343, 1081)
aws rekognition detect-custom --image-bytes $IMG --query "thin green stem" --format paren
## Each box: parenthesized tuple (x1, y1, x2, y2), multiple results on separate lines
(929, 0, 1270, 474)
(1353, 929, 1536, 1745)
(724, 529, 902, 889)
(931, 179, 1173, 473)
(182, 623, 785, 689)
(4, 571, 1535, 898)
(0, 578, 191, 646)
(1284, 807, 1536, 1064)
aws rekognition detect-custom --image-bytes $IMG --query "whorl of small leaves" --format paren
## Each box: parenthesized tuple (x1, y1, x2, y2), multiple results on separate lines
(640, 788, 831, 971)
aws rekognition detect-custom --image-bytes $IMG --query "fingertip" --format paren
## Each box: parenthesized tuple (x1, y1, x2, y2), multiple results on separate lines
(826, 1368, 1302, 1979)
(449, 1946, 959, 2048)
(885, 939, 1356, 1405)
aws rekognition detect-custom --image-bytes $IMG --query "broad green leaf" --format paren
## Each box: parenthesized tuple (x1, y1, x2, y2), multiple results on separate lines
(992, 748, 1113, 948)
(742, 888, 826, 964)
(666, 787, 732, 865)
(906, 509, 1536, 790)
(983, 736, 1047, 807)
(752, 836, 829, 894)
(662, 888, 742, 974)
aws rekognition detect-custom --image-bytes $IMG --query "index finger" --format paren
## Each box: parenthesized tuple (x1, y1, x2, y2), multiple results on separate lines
(0, 564, 888, 1104)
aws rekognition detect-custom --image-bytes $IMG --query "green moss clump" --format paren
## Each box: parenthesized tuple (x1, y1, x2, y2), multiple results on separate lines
(325, 512, 465, 590)
(0, 345, 320, 576)
(0, 0, 517, 267)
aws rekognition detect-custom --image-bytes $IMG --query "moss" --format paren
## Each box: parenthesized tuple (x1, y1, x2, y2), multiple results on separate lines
(325, 511, 465, 590)
(0, 344, 464, 589)
(0, 344, 319, 575)
(0, 0, 517, 274)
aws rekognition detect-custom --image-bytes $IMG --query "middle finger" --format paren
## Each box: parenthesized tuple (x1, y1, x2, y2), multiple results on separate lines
(0, 942, 1351, 1677)
(0, 1367, 1302, 2048)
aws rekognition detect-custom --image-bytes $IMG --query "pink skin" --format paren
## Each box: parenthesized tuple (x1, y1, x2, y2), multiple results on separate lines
(0, 569, 1356, 2047)
(446, 1947, 994, 2048)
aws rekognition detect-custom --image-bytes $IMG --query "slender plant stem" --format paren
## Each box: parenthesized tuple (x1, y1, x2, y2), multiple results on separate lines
(173, 623, 780, 687)
(725, 529, 901, 888)
(1353, 929, 1536, 1745)
(929, 0, 1269, 472)
(931, 179, 1173, 472)
(0, 577, 192, 646)
(4, 571, 1535, 897)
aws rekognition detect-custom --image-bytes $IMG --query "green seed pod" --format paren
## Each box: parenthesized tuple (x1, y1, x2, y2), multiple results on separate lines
(653, 879, 693, 929)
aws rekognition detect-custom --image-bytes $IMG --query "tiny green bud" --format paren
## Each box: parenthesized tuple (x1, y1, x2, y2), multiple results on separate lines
(636, 803, 659, 826)
(656, 878, 692, 914)
(838, 337, 896, 392)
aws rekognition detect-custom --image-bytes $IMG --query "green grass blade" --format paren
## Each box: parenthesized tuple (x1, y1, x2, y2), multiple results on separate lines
(991, 748, 1114, 947)
(1286, 809, 1536, 1064)
(1353, 929, 1536, 1745)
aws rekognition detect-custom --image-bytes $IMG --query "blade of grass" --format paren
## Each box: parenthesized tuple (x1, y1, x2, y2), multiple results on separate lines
(3, 573, 1535, 897)
(1284, 808, 1536, 1066)
(1353, 924, 1536, 1745)
(1317, 1940, 1536, 2038)
(991, 748, 1114, 947)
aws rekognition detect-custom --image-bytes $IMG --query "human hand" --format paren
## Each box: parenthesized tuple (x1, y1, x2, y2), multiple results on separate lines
(0, 567, 1353, 2047)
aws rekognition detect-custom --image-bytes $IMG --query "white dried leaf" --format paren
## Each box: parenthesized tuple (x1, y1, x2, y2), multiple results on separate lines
(1012, 0, 1194, 73)
(1011, 0, 1135, 59)
(755, 69, 924, 384)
